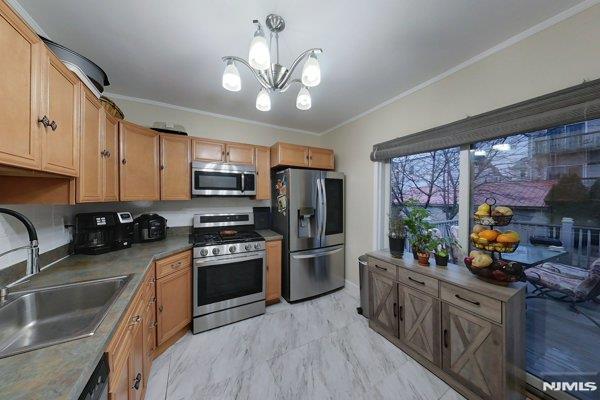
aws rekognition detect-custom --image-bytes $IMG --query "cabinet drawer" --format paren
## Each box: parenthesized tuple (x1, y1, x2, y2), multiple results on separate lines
(440, 282, 502, 324)
(398, 269, 439, 297)
(367, 258, 397, 281)
(155, 251, 191, 279)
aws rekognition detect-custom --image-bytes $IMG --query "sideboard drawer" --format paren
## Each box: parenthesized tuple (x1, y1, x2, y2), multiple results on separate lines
(398, 269, 439, 297)
(367, 258, 397, 281)
(440, 282, 502, 324)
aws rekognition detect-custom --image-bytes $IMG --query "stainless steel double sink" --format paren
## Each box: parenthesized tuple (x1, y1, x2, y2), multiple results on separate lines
(0, 274, 132, 359)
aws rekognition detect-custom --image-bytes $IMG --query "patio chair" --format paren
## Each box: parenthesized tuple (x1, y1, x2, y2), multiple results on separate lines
(525, 258, 600, 328)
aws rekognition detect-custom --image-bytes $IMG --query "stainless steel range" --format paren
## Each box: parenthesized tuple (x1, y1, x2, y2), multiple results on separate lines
(191, 212, 266, 334)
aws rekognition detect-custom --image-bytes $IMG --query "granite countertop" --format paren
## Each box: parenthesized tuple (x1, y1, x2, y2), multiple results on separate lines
(0, 235, 192, 400)
(257, 229, 283, 241)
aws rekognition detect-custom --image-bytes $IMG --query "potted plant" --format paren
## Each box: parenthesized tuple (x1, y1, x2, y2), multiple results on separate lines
(403, 199, 433, 262)
(414, 229, 434, 266)
(388, 212, 406, 258)
(431, 235, 460, 266)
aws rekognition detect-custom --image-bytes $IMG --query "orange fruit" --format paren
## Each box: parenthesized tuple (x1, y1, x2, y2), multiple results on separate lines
(478, 229, 499, 242)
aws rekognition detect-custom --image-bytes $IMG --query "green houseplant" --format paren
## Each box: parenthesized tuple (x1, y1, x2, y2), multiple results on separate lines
(430, 234, 460, 266)
(388, 212, 406, 258)
(403, 199, 434, 265)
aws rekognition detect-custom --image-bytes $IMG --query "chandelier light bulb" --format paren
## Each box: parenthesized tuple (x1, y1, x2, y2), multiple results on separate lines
(248, 26, 271, 70)
(222, 61, 241, 92)
(296, 86, 311, 110)
(256, 88, 271, 112)
(301, 54, 321, 87)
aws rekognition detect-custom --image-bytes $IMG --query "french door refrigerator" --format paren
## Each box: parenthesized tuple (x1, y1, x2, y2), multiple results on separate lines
(272, 168, 345, 302)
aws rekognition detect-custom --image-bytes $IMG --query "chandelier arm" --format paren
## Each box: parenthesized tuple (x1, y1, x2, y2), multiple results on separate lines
(279, 79, 302, 93)
(222, 56, 272, 90)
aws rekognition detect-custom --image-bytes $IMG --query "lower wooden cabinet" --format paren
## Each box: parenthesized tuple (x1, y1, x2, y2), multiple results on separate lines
(156, 267, 191, 345)
(265, 240, 282, 304)
(369, 270, 398, 338)
(110, 355, 130, 400)
(442, 304, 504, 400)
(129, 320, 144, 400)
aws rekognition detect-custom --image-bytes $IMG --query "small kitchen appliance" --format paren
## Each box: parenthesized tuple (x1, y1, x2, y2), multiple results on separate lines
(191, 211, 266, 333)
(133, 213, 167, 243)
(191, 161, 256, 196)
(74, 212, 133, 255)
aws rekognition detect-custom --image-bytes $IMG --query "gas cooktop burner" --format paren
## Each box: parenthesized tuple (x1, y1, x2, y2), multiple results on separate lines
(191, 231, 264, 247)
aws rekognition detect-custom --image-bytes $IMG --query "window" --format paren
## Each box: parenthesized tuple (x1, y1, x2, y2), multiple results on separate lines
(390, 147, 460, 256)
(470, 118, 600, 400)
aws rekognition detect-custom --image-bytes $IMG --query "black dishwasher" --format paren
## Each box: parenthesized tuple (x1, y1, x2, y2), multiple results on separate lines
(79, 354, 109, 400)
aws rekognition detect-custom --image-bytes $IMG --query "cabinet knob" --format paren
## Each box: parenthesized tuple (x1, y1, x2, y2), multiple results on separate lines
(100, 150, 106, 157)
(49, 121, 58, 131)
(122, 159, 127, 165)
(105, 150, 111, 158)
(132, 373, 142, 390)
(38, 115, 50, 128)
(158, 305, 163, 312)
(160, 165, 165, 170)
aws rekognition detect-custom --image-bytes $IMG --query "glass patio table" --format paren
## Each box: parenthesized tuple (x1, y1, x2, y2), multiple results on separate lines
(501, 244, 567, 268)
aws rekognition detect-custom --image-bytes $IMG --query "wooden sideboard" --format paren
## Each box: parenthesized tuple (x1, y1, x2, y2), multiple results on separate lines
(367, 250, 525, 400)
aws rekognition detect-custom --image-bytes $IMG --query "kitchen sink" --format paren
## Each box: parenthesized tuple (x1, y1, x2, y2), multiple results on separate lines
(0, 274, 132, 359)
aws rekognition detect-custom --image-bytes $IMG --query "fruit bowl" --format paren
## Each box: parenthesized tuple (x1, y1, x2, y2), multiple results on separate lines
(464, 257, 525, 285)
(471, 239, 519, 253)
(473, 214, 513, 227)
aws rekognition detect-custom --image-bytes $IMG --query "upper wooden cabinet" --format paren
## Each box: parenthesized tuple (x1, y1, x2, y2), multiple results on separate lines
(40, 48, 80, 177)
(270, 142, 334, 170)
(103, 113, 120, 202)
(0, 2, 42, 171)
(119, 121, 160, 201)
(255, 146, 271, 200)
(160, 135, 191, 200)
(192, 139, 224, 162)
(226, 142, 254, 164)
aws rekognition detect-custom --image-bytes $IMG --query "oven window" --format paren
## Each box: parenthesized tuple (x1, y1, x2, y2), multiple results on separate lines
(197, 257, 263, 306)
(194, 171, 241, 190)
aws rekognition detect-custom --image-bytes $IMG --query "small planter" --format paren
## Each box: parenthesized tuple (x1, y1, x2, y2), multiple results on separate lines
(389, 236, 406, 258)
(417, 252, 430, 266)
(434, 253, 449, 267)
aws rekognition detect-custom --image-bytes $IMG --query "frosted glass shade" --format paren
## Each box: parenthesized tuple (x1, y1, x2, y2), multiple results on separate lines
(222, 62, 241, 92)
(301, 54, 321, 87)
(248, 32, 271, 70)
(296, 86, 311, 110)
(256, 88, 271, 112)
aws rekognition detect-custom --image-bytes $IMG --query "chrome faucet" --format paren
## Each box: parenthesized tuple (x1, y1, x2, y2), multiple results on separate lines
(0, 208, 40, 301)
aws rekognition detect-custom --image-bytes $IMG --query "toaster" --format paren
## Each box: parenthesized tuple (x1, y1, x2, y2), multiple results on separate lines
(133, 213, 167, 243)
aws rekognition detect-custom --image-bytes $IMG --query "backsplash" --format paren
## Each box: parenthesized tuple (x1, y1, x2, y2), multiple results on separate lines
(0, 197, 269, 271)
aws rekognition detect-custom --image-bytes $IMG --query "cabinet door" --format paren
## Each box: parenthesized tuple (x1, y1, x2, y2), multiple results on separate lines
(192, 139, 225, 162)
(266, 240, 282, 303)
(160, 135, 191, 200)
(0, 4, 41, 170)
(369, 271, 398, 337)
(109, 353, 130, 400)
(400, 285, 441, 365)
(442, 304, 504, 400)
(103, 112, 120, 201)
(276, 143, 309, 167)
(156, 267, 191, 345)
(41, 50, 79, 176)
(76, 86, 103, 202)
(129, 324, 144, 400)
(226, 142, 254, 164)
(255, 146, 271, 200)
(142, 297, 156, 391)
(308, 147, 334, 170)
(119, 122, 160, 201)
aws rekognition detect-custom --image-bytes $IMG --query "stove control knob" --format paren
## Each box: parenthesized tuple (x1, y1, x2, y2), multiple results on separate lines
(229, 246, 237, 253)
(200, 248, 209, 257)
(254, 243, 261, 250)
(245, 244, 252, 251)
(212, 248, 220, 255)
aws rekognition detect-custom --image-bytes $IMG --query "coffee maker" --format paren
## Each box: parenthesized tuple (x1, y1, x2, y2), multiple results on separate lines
(74, 212, 134, 255)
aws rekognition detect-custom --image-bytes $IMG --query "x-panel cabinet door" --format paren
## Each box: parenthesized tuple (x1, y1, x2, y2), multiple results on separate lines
(369, 271, 398, 337)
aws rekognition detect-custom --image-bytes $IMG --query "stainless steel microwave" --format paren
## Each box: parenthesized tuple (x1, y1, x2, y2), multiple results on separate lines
(191, 161, 257, 196)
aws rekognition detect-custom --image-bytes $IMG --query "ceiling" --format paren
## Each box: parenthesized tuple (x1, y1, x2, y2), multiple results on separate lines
(17, 0, 586, 134)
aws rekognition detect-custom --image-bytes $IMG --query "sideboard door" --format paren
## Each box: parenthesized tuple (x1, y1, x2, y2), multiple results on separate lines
(369, 271, 398, 338)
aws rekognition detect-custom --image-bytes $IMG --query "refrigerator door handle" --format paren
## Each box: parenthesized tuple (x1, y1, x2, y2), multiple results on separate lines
(320, 177, 327, 239)
(291, 245, 344, 259)
(315, 178, 323, 239)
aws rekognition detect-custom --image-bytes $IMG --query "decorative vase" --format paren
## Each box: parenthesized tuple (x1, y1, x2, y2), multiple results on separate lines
(389, 236, 405, 258)
(435, 253, 449, 267)
(417, 252, 430, 266)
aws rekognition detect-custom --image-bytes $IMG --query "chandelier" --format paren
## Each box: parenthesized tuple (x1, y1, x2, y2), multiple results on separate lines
(221, 14, 322, 112)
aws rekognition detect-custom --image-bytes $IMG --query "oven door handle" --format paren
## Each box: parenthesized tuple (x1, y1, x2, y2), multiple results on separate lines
(291, 245, 343, 260)
(194, 252, 265, 267)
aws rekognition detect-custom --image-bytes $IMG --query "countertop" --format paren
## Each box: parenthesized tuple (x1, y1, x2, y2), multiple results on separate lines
(367, 250, 525, 302)
(256, 229, 283, 242)
(0, 234, 192, 400)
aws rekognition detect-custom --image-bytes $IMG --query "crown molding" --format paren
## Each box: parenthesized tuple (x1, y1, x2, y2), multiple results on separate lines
(319, 0, 600, 135)
(5, 0, 49, 38)
(104, 92, 320, 136)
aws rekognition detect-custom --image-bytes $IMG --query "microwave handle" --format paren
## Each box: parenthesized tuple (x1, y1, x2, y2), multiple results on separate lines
(241, 173, 245, 193)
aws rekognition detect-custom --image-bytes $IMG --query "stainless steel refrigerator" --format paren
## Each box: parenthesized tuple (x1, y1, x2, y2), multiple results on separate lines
(272, 168, 345, 302)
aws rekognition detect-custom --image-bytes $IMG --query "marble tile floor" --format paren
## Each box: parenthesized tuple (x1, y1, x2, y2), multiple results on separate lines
(146, 286, 465, 400)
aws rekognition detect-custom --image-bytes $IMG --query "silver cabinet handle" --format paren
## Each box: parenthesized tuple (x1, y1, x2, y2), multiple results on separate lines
(291, 246, 343, 260)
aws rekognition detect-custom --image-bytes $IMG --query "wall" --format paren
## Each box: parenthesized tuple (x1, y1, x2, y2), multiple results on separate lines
(322, 4, 600, 284)
(0, 98, 320, 271)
